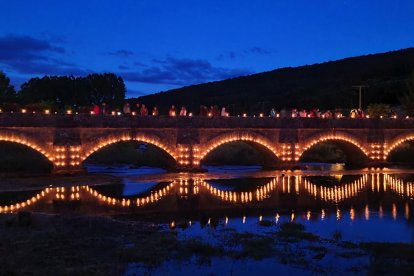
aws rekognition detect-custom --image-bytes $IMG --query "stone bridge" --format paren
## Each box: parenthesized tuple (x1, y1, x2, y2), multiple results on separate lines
(0, 113, 414, 174)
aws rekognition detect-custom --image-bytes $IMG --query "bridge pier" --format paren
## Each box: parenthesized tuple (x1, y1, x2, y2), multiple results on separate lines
(52, 144, 84, 175)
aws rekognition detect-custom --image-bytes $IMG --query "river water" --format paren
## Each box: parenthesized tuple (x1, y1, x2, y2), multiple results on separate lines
(1, 164, 414, 244)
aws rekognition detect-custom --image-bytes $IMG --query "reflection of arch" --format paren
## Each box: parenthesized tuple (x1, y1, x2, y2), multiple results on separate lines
(302, 175, 368, 203)
(200, 178, 278, 203)
(0, 135, 53, 162)
(299, 134, 369, 162)
(385, 174, 414, 198)
(81, 134, 177, 162)
(0, 188, 52, 213)
(198, 132, 280, 163)
(384, 135, 414, 160)
(83, 182, 175, 207)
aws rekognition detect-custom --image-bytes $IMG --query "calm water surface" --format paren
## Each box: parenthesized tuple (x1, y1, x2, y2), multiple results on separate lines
(1, 165, 414, 243)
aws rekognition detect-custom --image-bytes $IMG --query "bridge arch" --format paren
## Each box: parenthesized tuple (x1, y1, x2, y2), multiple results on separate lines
(302, 174, 368, 203)
(0, 135, 53, 162)
(298, 134, 369, 164)
(200, 178, 278, 203)
(81, 133, 177, 163)
(384, 134, 414, 160)
(197, 132, 280, 164)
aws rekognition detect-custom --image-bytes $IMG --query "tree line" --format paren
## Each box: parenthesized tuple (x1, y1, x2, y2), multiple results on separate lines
(0, 72, 125, 111)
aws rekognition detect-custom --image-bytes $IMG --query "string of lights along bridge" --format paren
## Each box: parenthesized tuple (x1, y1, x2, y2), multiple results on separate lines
(0, 113, 414, 173)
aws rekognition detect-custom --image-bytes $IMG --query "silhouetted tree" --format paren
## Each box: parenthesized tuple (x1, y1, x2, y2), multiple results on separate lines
(0, 71, 16, 102)
(87, 73, 125, 107)
(18, 73, 126, 110)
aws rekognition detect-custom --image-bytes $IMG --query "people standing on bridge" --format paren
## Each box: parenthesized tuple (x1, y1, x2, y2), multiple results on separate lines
(152, 106, 159, 116)
(92, 104, 100, 115)
(199, 105, 208, 116)
(179, 106, 187, 116)
(101, 102, 107, 115)
(123, 102, 131, 115)
(169, 105, 176, 116)
(135, 103, 140, 115)
(221, 107, 229, 116)
(323, 110, 332, 118)
(140, 104, 148, 116)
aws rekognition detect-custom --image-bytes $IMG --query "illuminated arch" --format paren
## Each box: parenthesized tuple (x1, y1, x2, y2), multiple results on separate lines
(81, 134, 177, 162)
(298, 134, 369, 161)
(198, 132, 280, 163)
(200, 178, 278, 203)
(83, 182, 175, 207)
(0, 135, 53, 162)
(0, 187, 52, 213)
(302, 175, 368, 203)
(384, 135, 414, 160)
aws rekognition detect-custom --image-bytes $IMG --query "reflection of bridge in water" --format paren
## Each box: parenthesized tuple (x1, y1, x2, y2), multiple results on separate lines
(1, 174, 414, 221)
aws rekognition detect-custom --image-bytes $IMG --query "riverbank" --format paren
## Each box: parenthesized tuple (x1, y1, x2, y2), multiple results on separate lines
(1, 212, 414, 275)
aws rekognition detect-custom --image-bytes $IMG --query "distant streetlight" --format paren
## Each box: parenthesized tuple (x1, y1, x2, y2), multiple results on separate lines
(352, 85, 368, 110)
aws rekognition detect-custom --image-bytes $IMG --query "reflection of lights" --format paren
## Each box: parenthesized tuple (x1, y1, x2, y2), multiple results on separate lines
(242, 216, 246, 224)
(350, 208, 355, 221)
(386, 174, 414, 198)
(200, 177, 278, 203)
(365, 205, 370, 220)
(291, 212, 295, 222)
(275, 213, 280, 224)
(306, 210, 311, 221)
(0, 188, 51, 213)
(84, 182, 175, 208)
(392, 203, 397, 220)
(321, 209, 325, 221)
(303, 175, 367, 203)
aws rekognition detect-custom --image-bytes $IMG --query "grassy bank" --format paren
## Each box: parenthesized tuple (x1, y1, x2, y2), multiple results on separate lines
(1, 213, 414, 275)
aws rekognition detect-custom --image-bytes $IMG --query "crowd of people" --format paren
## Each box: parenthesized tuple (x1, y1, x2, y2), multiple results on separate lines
(91, 102, 231, 117)
(90, 101, 399, 119)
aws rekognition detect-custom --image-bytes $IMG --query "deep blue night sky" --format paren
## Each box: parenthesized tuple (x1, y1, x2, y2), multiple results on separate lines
(1, 0, 413, 97)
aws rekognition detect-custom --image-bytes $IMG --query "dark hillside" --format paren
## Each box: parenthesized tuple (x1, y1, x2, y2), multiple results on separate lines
(137, 48, 414, 114)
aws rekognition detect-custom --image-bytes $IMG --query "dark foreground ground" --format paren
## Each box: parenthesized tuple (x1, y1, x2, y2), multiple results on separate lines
(1, 212, 414, 275)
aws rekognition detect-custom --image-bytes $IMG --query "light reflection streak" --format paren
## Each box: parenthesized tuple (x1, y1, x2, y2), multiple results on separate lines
(0, 174, 413, 224)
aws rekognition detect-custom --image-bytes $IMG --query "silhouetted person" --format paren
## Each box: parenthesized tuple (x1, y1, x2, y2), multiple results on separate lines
(180, 106, 187, 116)
(169, 105, 176, 116)
(152, 106, 159, 116)
(101, 102, 107, 115)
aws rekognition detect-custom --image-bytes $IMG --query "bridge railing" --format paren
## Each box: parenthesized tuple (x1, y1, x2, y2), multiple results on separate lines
(0, 113, 413, 128)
